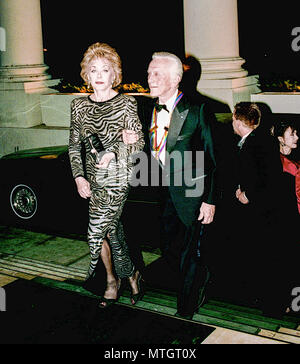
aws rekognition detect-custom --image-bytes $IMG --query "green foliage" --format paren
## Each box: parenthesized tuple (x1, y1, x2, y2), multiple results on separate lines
(259, 76, 300, 92)
(52, 80, 149, 94)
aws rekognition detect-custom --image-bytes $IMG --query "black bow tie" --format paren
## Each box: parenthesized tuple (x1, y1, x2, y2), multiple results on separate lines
(154, 103, 169, 113)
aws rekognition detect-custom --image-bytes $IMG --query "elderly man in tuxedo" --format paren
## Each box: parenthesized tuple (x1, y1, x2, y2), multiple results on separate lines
(125, 52, 217, 319)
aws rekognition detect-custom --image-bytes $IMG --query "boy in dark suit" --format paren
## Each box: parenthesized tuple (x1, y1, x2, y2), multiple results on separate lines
(232, 102, 288, 317)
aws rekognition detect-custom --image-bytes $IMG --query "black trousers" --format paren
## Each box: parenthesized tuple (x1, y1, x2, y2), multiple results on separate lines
(161, 191, 209, 315)
(230, 201, 292, 314)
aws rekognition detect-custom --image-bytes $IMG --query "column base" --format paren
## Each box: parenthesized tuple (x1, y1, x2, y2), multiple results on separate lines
(200, 57, 249, 80)
(0, 79, 60, 128)
(197, 75, 261, 111)
(0, 64, 52, 83)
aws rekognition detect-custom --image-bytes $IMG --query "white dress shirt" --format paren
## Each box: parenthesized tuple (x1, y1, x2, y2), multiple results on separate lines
(152, 90, 178, 165)
(238, 130, 252, 149)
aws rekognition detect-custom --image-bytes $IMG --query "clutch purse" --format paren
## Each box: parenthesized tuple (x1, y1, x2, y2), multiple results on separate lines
(83, 133, 106, 164)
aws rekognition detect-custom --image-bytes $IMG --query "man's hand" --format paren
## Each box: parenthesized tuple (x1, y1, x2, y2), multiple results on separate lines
(198, 202, 215, 224)
(236, 188, 249, 205)
(75, 176, 91, 199)
(96, 152, 115, 169)
(122, 129, 138, 145)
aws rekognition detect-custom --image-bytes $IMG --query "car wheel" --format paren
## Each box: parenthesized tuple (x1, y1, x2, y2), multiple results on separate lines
(9, 184, 38, 220)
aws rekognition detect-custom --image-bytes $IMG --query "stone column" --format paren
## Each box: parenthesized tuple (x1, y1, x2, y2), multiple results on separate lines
(0, 0, 57, 128)
(183, 0, 260, 110)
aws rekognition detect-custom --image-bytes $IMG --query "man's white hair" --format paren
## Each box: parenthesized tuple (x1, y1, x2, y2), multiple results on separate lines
(152, 52, 183, 81)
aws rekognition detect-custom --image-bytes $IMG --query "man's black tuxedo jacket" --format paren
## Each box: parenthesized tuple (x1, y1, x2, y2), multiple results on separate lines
(135, 95, 217, 227)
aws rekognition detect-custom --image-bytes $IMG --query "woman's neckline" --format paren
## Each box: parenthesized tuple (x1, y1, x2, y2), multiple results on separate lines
(88, 92, 120, 104)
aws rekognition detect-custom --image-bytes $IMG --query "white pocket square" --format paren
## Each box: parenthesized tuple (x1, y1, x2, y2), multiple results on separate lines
(177, 135, 188, 141)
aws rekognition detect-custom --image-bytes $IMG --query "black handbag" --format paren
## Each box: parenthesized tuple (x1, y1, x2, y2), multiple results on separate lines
(82, 133, 106, 164)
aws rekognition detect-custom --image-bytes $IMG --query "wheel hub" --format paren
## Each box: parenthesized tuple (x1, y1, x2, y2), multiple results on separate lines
(10, 184, 37, 219)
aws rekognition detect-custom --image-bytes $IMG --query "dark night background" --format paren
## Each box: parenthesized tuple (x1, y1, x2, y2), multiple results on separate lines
(40, 0, 300, 86)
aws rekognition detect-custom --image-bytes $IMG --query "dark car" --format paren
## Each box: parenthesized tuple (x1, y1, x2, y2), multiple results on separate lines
(0, 145, 160, 247)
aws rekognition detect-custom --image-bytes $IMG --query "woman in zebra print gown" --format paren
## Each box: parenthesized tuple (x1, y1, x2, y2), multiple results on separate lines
(69, 43, 145, 307)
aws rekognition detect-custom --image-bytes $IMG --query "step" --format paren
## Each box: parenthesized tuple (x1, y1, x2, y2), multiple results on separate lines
(0, 255, 87, 281)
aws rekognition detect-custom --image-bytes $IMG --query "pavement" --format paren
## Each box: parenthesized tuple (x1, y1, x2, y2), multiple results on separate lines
(0, 225, 160, 283)
(0, 224, 300, 345)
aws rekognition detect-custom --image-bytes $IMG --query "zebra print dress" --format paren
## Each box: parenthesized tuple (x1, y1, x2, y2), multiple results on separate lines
(69, 94, 144, 279)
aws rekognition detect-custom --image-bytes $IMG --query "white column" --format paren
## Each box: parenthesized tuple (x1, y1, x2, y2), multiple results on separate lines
(0, 0, 57, 129)
(0, 0, 50, 82)
(184, 0, 260, 110)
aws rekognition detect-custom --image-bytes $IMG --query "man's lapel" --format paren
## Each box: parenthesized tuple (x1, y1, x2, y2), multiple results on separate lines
(166, 97, 189, 153)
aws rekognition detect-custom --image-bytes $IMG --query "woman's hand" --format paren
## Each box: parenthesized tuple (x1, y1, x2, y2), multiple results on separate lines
(75, 176, 91, 199)
(96, 152, 115, 169)
(122, 129, 138, 145)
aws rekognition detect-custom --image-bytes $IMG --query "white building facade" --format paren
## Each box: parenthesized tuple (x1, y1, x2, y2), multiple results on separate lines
(0, 0, 260, 156)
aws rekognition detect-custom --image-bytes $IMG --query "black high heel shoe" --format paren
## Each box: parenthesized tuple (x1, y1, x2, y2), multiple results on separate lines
(129, 272, 144, 305)
(99, 279, 121, 309)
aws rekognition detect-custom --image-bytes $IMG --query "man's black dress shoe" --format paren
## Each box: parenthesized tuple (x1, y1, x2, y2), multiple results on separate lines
(175, 312, 194, 320)
(175, 268, 210, 320)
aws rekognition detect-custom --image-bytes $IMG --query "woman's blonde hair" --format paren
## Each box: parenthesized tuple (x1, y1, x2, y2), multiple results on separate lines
(80, 42, 122, 88)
